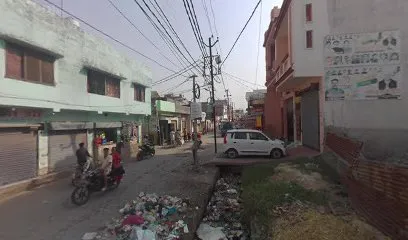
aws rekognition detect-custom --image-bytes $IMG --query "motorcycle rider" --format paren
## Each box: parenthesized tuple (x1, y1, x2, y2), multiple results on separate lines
(76, 143, 92, 172)
(101, 147, 113, 191)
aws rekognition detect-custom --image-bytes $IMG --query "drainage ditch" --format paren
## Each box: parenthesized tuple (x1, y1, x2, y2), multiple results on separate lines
(195, 166, 249, 240)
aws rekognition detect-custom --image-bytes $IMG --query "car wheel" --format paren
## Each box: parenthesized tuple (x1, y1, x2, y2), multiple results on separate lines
(270, 148, 283, 159)
(226, 149, 238, 159)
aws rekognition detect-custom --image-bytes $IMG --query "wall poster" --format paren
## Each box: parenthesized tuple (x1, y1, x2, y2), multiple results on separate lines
(324, 30, 401, 100)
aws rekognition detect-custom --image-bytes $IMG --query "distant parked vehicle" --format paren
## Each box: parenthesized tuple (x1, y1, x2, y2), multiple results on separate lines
(222, 129, 286, 159)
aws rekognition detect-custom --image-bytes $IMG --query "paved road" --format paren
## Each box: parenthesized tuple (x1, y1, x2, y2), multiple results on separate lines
(0, 135, 221, 240)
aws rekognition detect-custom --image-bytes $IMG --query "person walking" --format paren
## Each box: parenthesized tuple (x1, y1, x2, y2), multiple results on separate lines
(170, 129, 175, 146)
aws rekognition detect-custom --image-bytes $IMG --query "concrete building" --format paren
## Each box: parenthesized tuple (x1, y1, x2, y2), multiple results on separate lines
(322, 1, 408, 238)
(0, 0, 151, 186)
(245, 89, 267, 130)
(324, 0, 407, 163)
(151, 93, 191, 145)
(263, 0, 329, 150)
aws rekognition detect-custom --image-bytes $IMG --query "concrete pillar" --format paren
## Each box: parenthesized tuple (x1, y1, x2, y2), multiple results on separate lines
(87, 129, 94, 156)
(37, 130, 49, 176)
(138, 124, 142, 143)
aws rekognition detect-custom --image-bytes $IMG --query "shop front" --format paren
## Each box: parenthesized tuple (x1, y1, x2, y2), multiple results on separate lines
(0, 107, 42, 186)
(277, 76, 323, 151)
(0, 127, 39, 186)
(121, 121, 141, 160)
(300, 85, 320, 150)
(93, 122, 122, 165)
(48, 122, 93, 172)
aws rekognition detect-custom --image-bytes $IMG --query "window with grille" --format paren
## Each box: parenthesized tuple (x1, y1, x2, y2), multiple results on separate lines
(305, 4, 312, 22)
(134, 85, 145, 102)
(5, 43, 55, 85)
(87, 70, 121, 98)
(306, 30, 313, 48)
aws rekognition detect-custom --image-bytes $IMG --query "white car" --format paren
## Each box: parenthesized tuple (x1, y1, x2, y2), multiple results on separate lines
(222, 129, 286, 159)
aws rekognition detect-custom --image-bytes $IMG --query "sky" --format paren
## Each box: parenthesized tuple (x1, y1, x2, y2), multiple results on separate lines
(37, 0, 283, 110)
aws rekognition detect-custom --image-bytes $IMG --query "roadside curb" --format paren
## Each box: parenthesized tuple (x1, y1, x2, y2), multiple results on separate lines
(0, 170, 71, 202)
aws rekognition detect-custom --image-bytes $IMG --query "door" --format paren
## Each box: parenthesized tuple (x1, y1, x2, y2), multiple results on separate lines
(248, 132, 270, 155)
(48, 130, 87, 172)
(286, 98, 294, 142)
(0, 128, 37, 186)
(301, 90, 320, 150)
(231, 132, 248, 155)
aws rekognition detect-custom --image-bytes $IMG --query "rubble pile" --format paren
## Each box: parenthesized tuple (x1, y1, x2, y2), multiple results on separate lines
(86, 192, 194, 240)
(197, 174, 249, 240)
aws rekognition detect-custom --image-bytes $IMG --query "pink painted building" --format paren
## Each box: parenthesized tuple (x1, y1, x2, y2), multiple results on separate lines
(263, 0, 329, 151)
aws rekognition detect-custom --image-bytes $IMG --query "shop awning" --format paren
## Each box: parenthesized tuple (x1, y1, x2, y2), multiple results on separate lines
(49, 122, 93, 130)
(95, 122, 122, 128)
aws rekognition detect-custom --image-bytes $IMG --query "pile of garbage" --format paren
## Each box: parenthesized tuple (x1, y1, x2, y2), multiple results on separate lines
(197, 174, 249, 240)
(84, 192, 193, 240)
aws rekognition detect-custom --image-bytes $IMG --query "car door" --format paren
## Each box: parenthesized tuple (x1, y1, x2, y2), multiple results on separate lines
(231, 132, 248, 155)
(248, 132, 270, 155)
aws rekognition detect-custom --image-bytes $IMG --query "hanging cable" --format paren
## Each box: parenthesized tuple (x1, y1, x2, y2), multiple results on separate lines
(151, 0, 199, 65)
(41, 0, 183, 75)
(182, 0, 207, 58)
(201, 0, 213, 36)
(223, 71, 265, 88)
(254, 0, 263, 87)
(153, 60, 201, 85)
(106, 0, 180, 69)
(188, 0, 208, 56)
(221, 0, 262, 67)
(137, 0, 198, 74)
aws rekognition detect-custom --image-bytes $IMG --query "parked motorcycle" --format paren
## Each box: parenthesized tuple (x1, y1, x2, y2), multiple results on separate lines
(71, 168, 124, 206)
(137, 143, 155, 161)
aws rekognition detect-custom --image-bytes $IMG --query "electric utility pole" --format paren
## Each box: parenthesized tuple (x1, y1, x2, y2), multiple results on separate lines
(204, 37, 219, 153)
(191, 74, 198, 136)
(225, 89, 232, 122)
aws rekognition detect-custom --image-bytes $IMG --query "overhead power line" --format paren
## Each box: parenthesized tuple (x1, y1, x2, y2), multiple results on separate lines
(221, 0, 262, 66)
(163, 78, 190, 93)
(201, 0, 213, 36)
(254, 0, 263, 87)
(227, 76, 254, 90)
(188, 0, 208, 56)
(182, 0, 207, 58)
(223, 71, 265, 88)
(106, 0, 180, 69)
(209, 0, 222, 56)
(41, 0, 181, 74)
(137, 0, 198, 74)
(150, 0, 199, 66)
(153, 60, 201, 85)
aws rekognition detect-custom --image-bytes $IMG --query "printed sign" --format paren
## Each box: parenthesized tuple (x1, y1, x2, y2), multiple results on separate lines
(190, 102, 202, 119)
(324, 30, 401, 100)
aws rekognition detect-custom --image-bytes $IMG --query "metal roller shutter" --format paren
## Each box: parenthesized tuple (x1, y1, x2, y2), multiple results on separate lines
(301, 90, 320, 150)
(48, 130, 87, 172)
(0, 129, 37, 186)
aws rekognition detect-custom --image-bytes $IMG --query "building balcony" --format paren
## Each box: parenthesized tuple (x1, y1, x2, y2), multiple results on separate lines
(271, 54, 292, 86)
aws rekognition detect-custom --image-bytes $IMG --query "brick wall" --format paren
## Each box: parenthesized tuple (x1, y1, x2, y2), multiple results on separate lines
(325, 132, 408, 239)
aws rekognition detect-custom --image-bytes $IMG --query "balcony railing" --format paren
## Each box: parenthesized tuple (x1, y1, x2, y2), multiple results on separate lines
(271, 54, 291, 84)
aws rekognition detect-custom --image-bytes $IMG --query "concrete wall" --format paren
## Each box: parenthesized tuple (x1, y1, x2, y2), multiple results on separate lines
(0, 0, 151, 115)
(291, 0, 329, 77)
(324, 0, 408, 163)
(37, 130, 48, 175)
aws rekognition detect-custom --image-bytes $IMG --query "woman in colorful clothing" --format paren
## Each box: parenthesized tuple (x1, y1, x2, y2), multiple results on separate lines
(111, 147, 124, 183)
